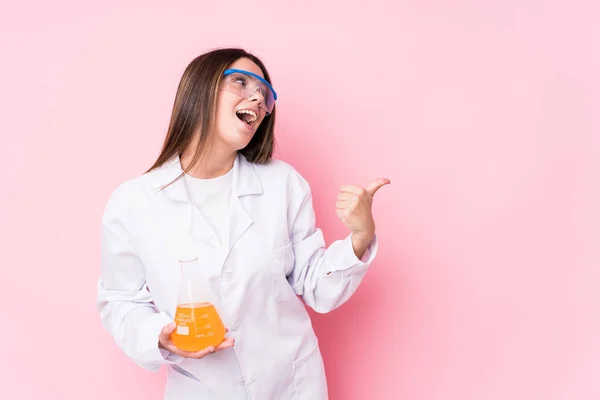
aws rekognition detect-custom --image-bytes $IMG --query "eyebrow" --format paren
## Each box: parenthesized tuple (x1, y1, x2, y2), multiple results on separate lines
(234, 73, 268, 93)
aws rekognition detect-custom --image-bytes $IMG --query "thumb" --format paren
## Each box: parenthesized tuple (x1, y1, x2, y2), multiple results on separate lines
(162, 322, 176, 336)
(366, 178, 391, 196)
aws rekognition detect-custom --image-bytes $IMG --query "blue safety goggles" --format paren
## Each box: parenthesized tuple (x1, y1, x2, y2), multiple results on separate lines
(223, 69, 277, 114)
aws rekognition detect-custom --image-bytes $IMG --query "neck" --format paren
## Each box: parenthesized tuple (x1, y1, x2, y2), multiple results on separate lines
(181, 145, 236, 179)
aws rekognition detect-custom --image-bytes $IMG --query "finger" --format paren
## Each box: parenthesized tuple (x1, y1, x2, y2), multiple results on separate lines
(159, 322, 176, 341)
(163, 344, 212, 359)
(339, 185, 365, 195)
(215, 338, 235, 350)
(336, 209, 347, 220)
(337, 192, 354, 201)
(336, 200, 354, 209)
(172, 345, 215, 359)
(366, 178, 391, 196)
(192, 346, 217, 358)
(161, 341, 187, 356)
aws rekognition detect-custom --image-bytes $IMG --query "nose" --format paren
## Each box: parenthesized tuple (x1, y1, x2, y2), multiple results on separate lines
(247, 87, 264, 105)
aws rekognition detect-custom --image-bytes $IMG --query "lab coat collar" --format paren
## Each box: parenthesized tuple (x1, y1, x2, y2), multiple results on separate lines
(151, 153, 263, 202)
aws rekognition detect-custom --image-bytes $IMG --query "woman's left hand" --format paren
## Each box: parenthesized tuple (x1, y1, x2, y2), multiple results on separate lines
(336, 178, 390, 258)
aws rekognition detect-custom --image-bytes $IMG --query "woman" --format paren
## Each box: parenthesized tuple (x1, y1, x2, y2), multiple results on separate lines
(97, 48, 389, 400)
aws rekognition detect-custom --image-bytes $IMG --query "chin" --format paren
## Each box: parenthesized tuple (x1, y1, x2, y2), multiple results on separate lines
(225, 136, 253, 152)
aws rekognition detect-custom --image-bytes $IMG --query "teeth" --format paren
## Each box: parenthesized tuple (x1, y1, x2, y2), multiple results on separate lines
(236, 109, 257, 123)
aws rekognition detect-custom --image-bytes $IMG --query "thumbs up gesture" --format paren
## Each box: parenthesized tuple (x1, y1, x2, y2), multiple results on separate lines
(336, 178, 390, 257)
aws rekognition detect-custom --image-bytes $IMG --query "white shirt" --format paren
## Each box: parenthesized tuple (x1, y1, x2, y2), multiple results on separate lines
(184, 167, 233, 248)
(96, 154, 379, 400)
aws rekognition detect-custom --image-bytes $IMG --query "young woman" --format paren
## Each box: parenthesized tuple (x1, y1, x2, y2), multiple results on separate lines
(97, 48, 389, 400)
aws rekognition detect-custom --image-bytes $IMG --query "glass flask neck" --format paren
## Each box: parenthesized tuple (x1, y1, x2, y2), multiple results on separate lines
(179, 257, 201, 279)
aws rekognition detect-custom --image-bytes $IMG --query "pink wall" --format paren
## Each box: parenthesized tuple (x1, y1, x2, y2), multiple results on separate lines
(1, 1, 599, 399)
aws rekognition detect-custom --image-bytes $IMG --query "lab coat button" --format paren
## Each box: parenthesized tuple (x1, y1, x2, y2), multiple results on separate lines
(238, 378, 245, 386)
(225, 272, 234, 282)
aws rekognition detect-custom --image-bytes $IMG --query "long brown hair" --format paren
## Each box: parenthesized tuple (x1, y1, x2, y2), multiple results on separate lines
(146, 48, 276, 178)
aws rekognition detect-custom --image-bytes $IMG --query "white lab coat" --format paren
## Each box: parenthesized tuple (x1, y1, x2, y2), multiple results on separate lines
(96, 153, 378, 400)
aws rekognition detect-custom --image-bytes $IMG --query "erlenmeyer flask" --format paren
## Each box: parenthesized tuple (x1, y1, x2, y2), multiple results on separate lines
(170, 257, 226, 352)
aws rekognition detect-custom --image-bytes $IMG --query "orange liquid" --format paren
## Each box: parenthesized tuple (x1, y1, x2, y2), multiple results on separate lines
(171, 302, 226, 352)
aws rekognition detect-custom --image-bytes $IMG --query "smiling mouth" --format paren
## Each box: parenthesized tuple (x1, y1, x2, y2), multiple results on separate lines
(236, 109, 258, 126)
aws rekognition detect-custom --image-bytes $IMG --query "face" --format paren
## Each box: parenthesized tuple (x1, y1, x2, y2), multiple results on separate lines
(213, 57, 270, 154)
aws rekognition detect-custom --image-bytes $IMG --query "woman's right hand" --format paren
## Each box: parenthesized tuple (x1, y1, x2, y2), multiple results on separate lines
(158, 322, 235, 359)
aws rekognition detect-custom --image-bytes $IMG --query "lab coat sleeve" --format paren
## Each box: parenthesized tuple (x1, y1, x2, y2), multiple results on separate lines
(286, 174, 378, 314)
(96, 186, 183, 371)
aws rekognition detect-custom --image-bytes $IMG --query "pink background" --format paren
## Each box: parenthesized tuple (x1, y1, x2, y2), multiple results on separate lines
(1, 1, 599, 399)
